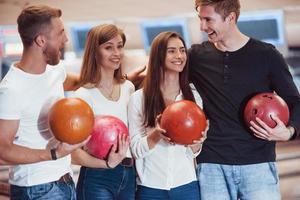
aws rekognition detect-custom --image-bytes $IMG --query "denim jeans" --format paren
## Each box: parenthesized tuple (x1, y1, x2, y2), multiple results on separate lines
(197, 162, 281, 200)
(76, 165, 136, 200)
(10, 178, 76, 200)
(136, 181, 200, 200)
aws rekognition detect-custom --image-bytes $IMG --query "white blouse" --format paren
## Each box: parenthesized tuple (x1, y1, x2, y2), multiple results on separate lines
(128, 84, 203, 190)
(74, 80, 135, 158)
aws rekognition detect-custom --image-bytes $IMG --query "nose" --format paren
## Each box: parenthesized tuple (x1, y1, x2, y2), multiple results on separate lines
(113, 47, 122, 56)
(200, 20, 207, 31)
(176, 51, 183, 58)
(175, 50, 185, 59)
(63, 32, 68, 43)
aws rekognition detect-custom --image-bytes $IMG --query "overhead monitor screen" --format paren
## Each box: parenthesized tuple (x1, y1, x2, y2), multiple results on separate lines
(140, 19, 190, 53)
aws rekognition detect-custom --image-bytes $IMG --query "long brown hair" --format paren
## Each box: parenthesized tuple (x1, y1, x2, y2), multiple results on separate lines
(17, 5, 62, 47)
(78, 24, 126, 87)
(143, 31, 195, 127)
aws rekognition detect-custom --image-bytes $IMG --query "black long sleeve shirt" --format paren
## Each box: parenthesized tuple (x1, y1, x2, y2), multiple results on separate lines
(189, 38, 300, 165)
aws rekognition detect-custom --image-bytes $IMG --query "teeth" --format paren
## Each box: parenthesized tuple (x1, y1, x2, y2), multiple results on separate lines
(172, 62, 182, 64)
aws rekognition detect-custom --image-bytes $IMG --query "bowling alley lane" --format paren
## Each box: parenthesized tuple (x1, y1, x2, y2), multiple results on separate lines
(276, 139, 300, 199)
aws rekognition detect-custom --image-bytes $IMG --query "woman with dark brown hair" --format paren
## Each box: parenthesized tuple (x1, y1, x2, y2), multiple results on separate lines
(71, 24, 136, 200)
(128, 31, 207, 200)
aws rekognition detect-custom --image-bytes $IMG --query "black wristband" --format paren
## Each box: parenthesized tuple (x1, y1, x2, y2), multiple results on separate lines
(50, 148, 57, 160)
(106, 160, 112, 169)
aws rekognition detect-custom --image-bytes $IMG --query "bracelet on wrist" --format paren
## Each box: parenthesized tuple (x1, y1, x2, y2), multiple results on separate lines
(50, 148, 57, 160)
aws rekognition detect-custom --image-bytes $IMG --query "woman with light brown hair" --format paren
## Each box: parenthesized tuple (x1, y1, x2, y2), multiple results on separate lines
(71, 24, 136, 200)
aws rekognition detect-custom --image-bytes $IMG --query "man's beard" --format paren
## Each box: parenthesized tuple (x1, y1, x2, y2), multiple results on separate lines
(43, 45, 60, 66)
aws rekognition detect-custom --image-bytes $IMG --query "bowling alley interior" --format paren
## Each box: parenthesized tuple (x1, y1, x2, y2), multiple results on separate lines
(1, 0, 300, 199)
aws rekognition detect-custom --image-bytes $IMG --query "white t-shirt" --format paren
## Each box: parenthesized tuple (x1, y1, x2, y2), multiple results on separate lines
(128, 84, 203, 190)
(74, 80, 135, 157)
(0, 63, 72, 186)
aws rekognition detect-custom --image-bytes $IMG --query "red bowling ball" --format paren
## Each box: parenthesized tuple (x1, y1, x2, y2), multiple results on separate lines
(86, 115, 128, 159)
(49, 98, 94, 144)
(160, 100, 207, 145)
(244, 92, 289, 128)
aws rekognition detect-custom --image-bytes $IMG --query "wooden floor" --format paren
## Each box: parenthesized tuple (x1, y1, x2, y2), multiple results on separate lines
(276, 140, 300, 200)
(1, 140, 300, 200)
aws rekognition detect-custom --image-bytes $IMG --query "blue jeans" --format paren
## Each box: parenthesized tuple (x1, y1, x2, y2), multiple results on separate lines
(76, 165, 136, 200)
(197, 162, 281, 200)
(136, 181, 200, 200)
(10, 178, 76, 200)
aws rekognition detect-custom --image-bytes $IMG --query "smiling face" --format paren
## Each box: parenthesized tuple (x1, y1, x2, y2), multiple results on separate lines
(96, 35, 124, 71)
(164, 37, 187, 73)
(197, 5, 232, 44)
(43, 17, 68, 65)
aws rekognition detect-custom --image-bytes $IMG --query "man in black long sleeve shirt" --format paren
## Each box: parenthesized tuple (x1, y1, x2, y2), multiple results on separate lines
(190, 0, 300, 199)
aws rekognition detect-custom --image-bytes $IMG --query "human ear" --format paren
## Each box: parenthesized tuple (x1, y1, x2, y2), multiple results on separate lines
(226, 12, 236, 23)
(34, 35, 46, 47)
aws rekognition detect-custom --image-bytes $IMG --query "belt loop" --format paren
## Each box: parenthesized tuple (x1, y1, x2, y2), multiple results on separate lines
(57, 173, 73, 183)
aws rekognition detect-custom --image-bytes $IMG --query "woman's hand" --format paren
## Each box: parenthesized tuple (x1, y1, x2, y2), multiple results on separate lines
(147, 114, 172, 149)
(188, 120, 209, 153)
(106, 134, 129, 168)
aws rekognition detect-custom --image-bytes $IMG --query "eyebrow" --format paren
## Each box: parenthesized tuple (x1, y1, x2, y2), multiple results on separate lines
(198, 15, 213, 21)
(104, 41, 123, 45)
(167, 47, 185, 49)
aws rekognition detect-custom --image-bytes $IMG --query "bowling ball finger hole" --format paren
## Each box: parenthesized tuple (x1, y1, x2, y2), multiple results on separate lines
(262, 94, 273, 100)
(252, 108, 258, 115)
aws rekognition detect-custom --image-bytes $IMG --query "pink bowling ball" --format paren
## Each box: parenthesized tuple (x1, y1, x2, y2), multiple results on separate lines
(86, 115, 128, 159)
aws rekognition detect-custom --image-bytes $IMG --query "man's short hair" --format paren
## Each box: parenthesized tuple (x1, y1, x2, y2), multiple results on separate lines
(17, 5, 62, 47)
(195, 0, 240, 22)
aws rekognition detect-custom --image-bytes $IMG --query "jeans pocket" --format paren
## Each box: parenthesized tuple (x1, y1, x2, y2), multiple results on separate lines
(30, 182, 56, 199)
(196, 163, 202, 176)
(268, 162, 279, 184)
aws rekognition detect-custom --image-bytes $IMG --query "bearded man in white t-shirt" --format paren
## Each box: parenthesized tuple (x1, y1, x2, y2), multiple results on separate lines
(0, 5, 88, 200)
